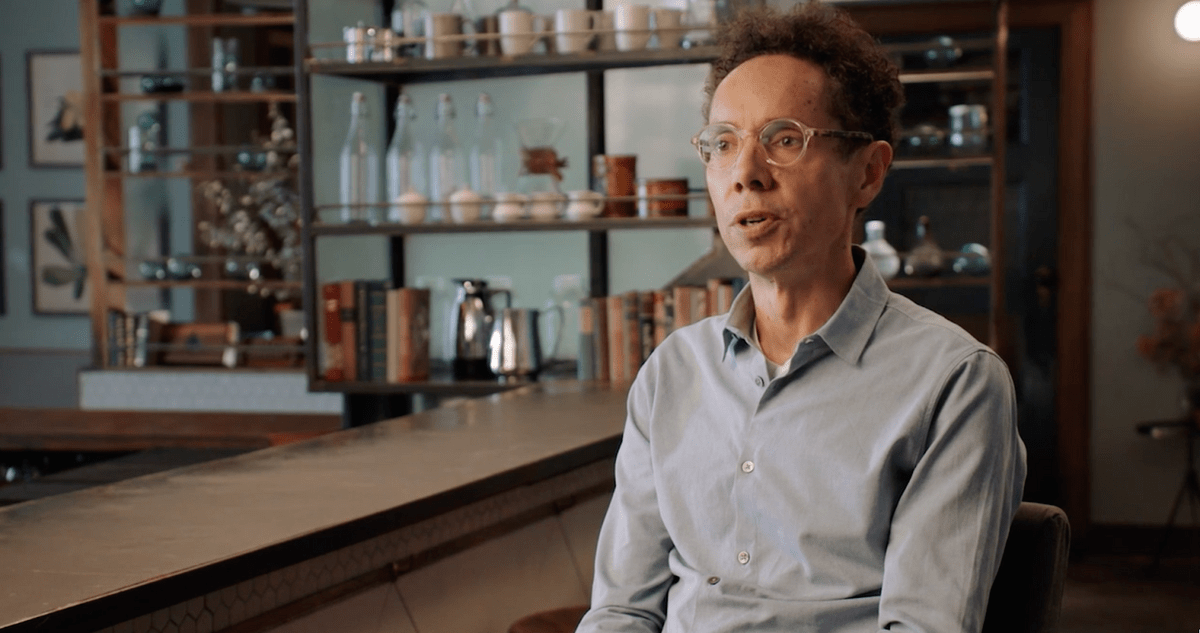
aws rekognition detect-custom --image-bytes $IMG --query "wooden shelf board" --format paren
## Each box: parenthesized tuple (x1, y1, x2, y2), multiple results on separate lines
(98, 14, 294, 27)
(898, 68, 994, 84)
(891, 155, 993, 170)
(105, 169, 294, 180)
(101, 90, 296, 103)
(887, 276, 991, 290)
(309, 379, 523, 396)
(307, 46, 720, 82)
(311, 216, 715, 236)
(115, 279, 303, 290)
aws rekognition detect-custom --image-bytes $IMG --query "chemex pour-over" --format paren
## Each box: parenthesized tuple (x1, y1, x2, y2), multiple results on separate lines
(516, 117, 568, 194)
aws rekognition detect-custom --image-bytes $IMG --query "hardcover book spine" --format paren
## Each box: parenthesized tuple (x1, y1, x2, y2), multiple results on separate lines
(369, 281, 388, 383)
(592, 297, 609, 383)
(339, 279, 358, 382)
(622, 291, 642, 378)
(606, 295, 625, 383)
(577, 300, 596, 381)
(396, 287, 432, 381)
(386, 287, 400, 383)
(355, 280, 370, 381)
(322, 282, 345, 381)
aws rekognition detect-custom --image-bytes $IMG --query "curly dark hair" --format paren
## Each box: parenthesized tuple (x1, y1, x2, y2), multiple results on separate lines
(703, 2, 904, 153)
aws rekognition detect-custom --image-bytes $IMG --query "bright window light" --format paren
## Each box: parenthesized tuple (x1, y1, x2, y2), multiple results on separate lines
(1176, 0, 1200, 41)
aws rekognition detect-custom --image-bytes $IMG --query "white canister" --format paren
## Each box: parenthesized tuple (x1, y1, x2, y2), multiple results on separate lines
(528, 191, 565, 221)
(565, 190, 604, 220)
(492, 192, 528, 222)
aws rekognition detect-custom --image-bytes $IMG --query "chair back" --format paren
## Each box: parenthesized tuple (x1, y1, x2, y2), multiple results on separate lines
(981, 502, 1071, 633)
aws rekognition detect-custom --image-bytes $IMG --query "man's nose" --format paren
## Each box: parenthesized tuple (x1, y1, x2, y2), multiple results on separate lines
(731, 140, 774, 192)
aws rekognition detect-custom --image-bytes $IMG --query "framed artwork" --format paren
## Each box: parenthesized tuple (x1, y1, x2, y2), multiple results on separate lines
(30, 199, 89, 315)
(27, 50, 84, 168)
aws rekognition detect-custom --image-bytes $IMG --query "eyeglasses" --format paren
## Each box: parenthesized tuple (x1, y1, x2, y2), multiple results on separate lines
(690, 118, 874, 169)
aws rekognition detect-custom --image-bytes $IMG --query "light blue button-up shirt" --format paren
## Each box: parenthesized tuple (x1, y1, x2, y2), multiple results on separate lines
(578, 248, 1026, 633)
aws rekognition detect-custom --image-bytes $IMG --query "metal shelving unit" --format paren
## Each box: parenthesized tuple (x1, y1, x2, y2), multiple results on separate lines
(292, 0, 1010, 410)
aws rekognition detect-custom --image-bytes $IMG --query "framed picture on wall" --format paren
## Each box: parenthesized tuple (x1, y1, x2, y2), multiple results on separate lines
(30, 199, 89, 315)
(26, 50, 84, 168)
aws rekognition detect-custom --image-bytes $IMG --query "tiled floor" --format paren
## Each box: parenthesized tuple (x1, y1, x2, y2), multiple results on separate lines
(1059, 555, 1200, 633)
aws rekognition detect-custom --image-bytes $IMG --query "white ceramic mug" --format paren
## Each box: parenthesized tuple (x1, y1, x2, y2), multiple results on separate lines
(615, 4, 651, 52)
(499, 10, 536, 56)
(652, 7, 684, 49)
(555, 9, 594, 55)
(565, 190, 604, 220)
(425, 13, 464, 59)
(528, 191, 565, 221)
(492, 192, 528, 222)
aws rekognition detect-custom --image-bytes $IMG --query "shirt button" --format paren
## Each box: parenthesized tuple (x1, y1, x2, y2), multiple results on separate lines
(741, 460, 754, 473)
(754, 376, 765, 387)
(707, 576, 720, 585)
(737, 551, 750, 565)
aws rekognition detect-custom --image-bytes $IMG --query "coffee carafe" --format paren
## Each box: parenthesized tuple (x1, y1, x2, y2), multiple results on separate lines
(452, 278, 512, 379)
(488, 305, 564, 382)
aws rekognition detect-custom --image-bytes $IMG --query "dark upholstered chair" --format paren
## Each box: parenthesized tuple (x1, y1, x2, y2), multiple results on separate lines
(981, 502, 1072, 633)
(509, 502, 1071, 633)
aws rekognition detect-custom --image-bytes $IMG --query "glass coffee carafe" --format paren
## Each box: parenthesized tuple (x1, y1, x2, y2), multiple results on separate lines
(516, 117, 567, 195)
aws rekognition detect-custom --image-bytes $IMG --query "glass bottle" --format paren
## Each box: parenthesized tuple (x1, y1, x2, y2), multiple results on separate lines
(391, 0, 430, 58)
(386, 93, 428, 222)
(862, 219, 901, 280)
(339, 92, 381, 224)
(429, 93, 467, 222)
(903, 215, 945, 277)
(469, 93, 504, 199)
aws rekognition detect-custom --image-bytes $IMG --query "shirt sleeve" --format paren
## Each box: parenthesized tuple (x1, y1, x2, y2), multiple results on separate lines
(576, 364, 676, 633)
(877, 349, 1027, 633)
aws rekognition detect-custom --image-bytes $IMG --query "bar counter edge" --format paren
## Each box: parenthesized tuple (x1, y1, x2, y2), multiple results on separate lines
(0, 380, 629, 633)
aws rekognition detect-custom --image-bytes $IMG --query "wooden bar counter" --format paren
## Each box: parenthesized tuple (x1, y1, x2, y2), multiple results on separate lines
(0, 381, 628, 633)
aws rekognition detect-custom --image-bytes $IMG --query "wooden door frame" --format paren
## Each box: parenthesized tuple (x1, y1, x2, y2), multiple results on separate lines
(846, 0, 1094, 537)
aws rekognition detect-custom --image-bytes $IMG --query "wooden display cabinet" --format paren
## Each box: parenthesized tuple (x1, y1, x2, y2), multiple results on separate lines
(79, 0, 303, 369)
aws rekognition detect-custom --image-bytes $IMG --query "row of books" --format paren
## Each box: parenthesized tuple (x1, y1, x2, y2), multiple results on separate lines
(318, 276, 743, 384)
(320, 280, 432, 382)
(579, 277, 744, 383)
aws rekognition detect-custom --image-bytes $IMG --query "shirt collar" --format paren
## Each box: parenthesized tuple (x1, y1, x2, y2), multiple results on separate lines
(720, 246, 890, 365)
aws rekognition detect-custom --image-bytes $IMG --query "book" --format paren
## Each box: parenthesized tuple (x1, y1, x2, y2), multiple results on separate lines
(386, 286, 432, 382)
(355, 280, 371, 381)
(339, 279, 358, 382)
(592, 297, 609, 383)
(368, 281, 389, 382)
(708, 277, 736, 315)
(606, 295, 626, 383)
(651, 290, 671, 350)
(578, 300, 596, 381)
(321, 282, 345, 381)
(622, 291, 642, 378)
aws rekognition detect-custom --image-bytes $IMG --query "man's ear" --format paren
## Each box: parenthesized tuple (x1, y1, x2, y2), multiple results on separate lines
(852, 140, 893, 208)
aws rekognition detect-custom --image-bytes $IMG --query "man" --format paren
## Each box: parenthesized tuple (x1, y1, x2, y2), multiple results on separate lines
(576, 4, 1026, 632)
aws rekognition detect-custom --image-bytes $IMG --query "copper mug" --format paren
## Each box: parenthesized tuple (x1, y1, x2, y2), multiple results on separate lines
(592, 154, 637, 217)
(637, 177, 688, 217)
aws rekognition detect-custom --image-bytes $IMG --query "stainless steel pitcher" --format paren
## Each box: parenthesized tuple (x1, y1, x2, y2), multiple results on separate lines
(488, 306, 561, 382)
(452, 279, 511, 380)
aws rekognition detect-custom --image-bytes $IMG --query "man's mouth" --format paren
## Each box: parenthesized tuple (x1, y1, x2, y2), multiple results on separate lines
(735, 212, 773, 227)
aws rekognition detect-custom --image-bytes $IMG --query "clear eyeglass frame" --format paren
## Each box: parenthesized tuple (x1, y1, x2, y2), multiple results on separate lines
(690, 118, 874, 168)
